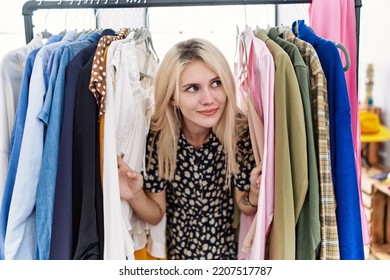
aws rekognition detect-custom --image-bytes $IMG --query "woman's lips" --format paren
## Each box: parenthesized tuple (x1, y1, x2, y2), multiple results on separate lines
(198, 108, 219, 116)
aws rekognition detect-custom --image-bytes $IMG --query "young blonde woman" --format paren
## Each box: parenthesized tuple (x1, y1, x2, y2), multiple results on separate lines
(118, 38, 262, 260)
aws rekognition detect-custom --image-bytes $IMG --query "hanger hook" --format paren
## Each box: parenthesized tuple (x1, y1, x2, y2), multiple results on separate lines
(64, 8, 69, 29)
(45, 9, 49, 28)
(244, 5, 248, 26)
(58, 0, 63, 4)
(92, 7, 99, 28)
(120, 7, 124, 27)
(337, 43, 351, 71)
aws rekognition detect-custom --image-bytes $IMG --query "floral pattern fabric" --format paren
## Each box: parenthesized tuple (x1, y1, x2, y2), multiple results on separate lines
(144, 129, 255, 260)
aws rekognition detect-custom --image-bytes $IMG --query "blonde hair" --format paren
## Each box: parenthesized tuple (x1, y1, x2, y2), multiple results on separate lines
(150, 38, 246, 186)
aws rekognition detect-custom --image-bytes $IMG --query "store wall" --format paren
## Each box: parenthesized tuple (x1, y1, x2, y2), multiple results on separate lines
(0, 1, 25, 59)
(358, 0, 390, 166)
(1, 1, 388, 165)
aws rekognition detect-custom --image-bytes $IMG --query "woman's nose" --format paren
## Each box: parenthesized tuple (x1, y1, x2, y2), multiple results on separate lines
(200, 88, 214, 104)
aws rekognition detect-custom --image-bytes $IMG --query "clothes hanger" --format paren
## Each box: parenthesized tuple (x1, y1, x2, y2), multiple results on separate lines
(306, 25, 351, 72)
(264, 4, 272, 34)
(58, 8, 70, 36)
(336, 42, 351, 72)
(265, 24, 272, 34)
(234, 25, 248, 81)
(140, 28, 160, 64)
(276, 24, 289, 35)
(40, 9, 52, 39)
(132, 28, 158, 81)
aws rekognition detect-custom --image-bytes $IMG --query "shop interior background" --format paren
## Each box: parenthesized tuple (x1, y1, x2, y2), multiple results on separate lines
(1, 0, 389, 165)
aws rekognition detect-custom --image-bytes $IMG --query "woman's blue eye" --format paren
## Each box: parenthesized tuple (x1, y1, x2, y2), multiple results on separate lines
(211, 80, 222, 88)
(186, 85, 199, 92)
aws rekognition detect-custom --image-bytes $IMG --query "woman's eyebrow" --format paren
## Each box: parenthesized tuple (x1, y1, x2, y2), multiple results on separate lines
(181, 82, 198, 89)
(181, 76, 220, 89)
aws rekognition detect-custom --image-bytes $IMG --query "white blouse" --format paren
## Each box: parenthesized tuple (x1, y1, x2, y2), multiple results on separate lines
(103, 32, 163, 260)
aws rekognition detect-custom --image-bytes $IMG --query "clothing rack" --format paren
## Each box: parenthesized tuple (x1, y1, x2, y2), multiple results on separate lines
(22, 0, 362, 42)
(22, 0, 314, 44)
(22, 0, 362, 88)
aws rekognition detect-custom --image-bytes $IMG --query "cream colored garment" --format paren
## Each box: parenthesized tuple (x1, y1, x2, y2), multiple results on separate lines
(102, 36, 133, 259)
(103, 30, 164, 260)
(0, 34, 44, 204)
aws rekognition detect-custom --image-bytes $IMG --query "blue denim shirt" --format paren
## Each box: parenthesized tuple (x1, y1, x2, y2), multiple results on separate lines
(35, 32, 100, 260)
(3, 31, 77, 260)
(0, 35, 63, 260)
(44, 33, 88, 89)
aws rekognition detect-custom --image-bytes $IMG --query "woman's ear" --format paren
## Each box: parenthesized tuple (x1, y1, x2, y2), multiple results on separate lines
(170, 99, 176, 106)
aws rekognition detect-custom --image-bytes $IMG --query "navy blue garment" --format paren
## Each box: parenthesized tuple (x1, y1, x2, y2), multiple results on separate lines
(293, 20, 364, 260)
(72, 54, 104, 260)
(50, 29, 115, 260)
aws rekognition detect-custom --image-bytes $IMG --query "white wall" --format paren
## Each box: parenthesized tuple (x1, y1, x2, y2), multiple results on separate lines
(0, 1, 97, 59)
(0, 0, 25, 59)
(358, 0, 390, 165)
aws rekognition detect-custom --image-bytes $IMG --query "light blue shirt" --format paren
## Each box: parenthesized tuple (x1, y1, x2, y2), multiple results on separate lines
(0, 35, 63, 260)
(35, 32, 100, 260)
(44, 33, 88, 88)
(3, 31, 77, 260)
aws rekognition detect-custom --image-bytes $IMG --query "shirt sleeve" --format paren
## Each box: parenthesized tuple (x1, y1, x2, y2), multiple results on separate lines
(234, 128, 256, 192)
(143, 131, 166, 193)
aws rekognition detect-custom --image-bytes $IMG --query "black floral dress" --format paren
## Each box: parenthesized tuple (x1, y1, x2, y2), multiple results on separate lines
(143, 129, 255, 260)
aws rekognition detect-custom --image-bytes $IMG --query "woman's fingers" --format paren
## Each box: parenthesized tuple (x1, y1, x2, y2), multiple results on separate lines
(117, 154, 125, 168)
(251, 165, 262, 175)
(126, 170, 140, 180)
(250, 165, 263, 190)
(117, 155, 136, 174)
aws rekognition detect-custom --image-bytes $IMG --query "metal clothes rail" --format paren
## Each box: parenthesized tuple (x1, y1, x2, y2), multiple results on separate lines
(23, 0, 314, 44)
(22, 0, 363, 86)
(22, 0, 363, 90)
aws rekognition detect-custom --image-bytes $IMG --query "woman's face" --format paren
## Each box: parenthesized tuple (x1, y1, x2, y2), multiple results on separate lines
(177, 59, 227, 134)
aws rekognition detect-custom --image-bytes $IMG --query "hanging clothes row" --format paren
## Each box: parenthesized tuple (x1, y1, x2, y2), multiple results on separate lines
(0, 27, 160, 260)
(0, 2, 365, 261)
(234, 19, 365, 260)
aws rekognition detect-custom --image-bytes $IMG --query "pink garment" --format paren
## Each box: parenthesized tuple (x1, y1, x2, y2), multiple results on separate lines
(309, 0, 369, 245)
(234, 26, 275, 259)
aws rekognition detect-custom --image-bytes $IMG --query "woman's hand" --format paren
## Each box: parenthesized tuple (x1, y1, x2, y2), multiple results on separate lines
(249, 164, 262, 201)
(235, 164, 263, 215)
(117, 155, 144, 202)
